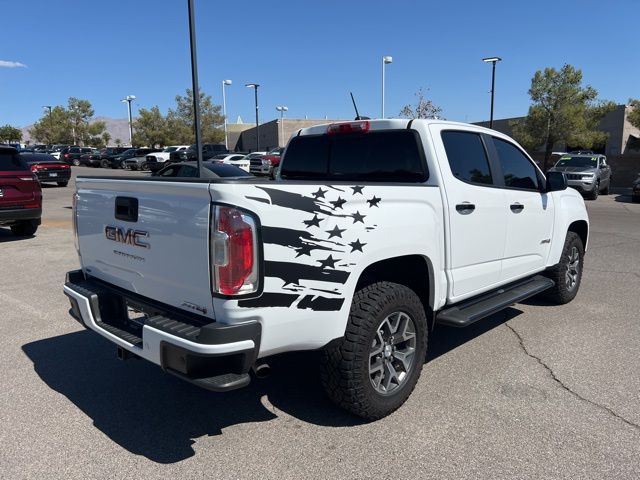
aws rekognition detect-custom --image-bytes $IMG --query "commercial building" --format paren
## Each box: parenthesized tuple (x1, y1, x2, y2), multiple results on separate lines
(229, 118, 346, 152)
(475, 104, 640, 156)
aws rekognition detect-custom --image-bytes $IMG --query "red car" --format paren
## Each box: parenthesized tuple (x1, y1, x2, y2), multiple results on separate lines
(0, 146, 42, 236)
(21, 152, 71, 187)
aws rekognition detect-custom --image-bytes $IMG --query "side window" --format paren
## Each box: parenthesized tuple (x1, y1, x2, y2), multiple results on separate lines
(178, 165, 198, 177)
(493, 138, 539, 190)
(441, 131, 493, 185)
(159, 166, 179, 177)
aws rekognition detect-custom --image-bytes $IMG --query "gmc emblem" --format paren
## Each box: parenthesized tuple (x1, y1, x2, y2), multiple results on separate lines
(105, 225, 150, 249)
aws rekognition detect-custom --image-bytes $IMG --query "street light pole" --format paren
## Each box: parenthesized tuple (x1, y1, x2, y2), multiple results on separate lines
(246, 83, 260, 151)
(276, 105, 288, 147)
(222, 79, 232, 150)
(482, 57, 502, 129)
(121, 95, 136, 146)
(381, 56, 393, 118)
(187, 0, 203, 177)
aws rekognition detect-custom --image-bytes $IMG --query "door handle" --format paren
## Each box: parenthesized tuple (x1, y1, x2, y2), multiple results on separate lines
(456, 203, 475, 214)
(510, 203, 524, 213)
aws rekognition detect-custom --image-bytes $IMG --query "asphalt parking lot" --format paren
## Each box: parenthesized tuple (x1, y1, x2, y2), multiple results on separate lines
(1, 167, 639, 479)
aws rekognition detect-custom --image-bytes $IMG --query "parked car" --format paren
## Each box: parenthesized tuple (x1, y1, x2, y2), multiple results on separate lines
(251, 147, 284, 178)
(20, 152, 71, 187)
(145, 145, 191, 172)
(106, 148, 159, 169)
(124, 149, 163, 171)
(50, 145, 69, 160)
(60, 146, 94, 166)
(154, 160, 253, 178)
(83, 147, 130, 167)
(632, 174, 640, 203)
(64, 119, 588, 420)
(547, 154, 612, 200)
(210, 153, 250, 172)
(0, 146, 42, 236)
(168, 143, 229, 163)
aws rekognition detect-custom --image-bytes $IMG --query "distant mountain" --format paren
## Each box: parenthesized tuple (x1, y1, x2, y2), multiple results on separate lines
(21, 116, 133, 145)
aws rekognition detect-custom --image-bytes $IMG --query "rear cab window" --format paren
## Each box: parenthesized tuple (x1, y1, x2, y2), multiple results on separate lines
(281, 129, 428, 182)
(0, 150, 28, 171)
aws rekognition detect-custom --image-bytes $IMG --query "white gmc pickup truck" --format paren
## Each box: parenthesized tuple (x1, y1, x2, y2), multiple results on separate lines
(64, 119, 588, 420)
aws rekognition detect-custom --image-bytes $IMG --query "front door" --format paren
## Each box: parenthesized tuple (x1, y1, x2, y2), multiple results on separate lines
(489, 136, 555, 281)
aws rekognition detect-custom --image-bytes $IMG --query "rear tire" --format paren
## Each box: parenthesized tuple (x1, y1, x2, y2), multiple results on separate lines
(100, 159, 109, 168)
(57, 181, 68, 187)
(543, 231, 584, 304)
(72, 159, 80, 166)
(320, 282, 428, 420)
(11, 220, 38, 237)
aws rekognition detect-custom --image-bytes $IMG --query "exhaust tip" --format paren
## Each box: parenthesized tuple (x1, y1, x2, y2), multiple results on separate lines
(253, 362, 271, 379)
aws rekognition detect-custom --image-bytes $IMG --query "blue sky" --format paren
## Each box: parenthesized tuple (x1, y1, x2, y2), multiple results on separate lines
(0, 0, 636, 127)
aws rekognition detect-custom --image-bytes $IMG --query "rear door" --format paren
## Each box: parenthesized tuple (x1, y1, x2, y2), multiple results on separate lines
(0, 151, 37, 207)
(431, 127, 508, 300)
(488, 136, 554, 281)
(76, 178, 215, 318)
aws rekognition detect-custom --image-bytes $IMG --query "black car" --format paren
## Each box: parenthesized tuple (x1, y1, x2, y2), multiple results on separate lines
(60, 146, 94, 166)
(20, 152, 72, 186)
(83, 147, 130, 167)
(153, 160, 252, 178)
(168, 144, 229, 163)
(106, 148, 160, 169)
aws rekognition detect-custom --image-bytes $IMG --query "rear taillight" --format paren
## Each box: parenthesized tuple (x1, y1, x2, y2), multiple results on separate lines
(327, 120, 370, 135)
(211, 205, 259, 296)
(61, 164, 70, 169)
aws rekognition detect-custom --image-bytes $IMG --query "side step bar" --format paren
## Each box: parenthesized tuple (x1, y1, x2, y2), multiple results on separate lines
(436, 275, 554, 328)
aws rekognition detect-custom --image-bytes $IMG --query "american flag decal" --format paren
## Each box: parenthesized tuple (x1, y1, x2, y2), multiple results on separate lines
(238, 185, 381, 311)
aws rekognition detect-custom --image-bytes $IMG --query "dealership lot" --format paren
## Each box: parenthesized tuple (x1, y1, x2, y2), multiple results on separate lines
(1, 168, 639, 479)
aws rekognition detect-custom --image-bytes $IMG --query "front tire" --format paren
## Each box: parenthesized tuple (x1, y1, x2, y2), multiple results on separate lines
(320, 282, 428, 420)
(543, 231, 584, 304)
(72, 159, 80, 166)
(587, 181, 599, 200)
(11, 220, 39, 237)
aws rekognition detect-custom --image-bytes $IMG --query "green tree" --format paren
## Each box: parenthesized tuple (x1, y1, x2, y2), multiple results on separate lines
(398, 88, 443, 119)
(0, 124, 23, 143)
(628, 99, 640, 130)
(29, 106, 73, 144)
(167, 89, 224, 144)
(102, 131, 112, 147)
(512, 64, 615, 171)
(133, 106, 170, 147)
(67, 97, 106, 145)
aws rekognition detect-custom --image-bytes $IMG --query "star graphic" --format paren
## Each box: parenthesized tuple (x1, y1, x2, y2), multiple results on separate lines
(351, 211, 366, 224)
(351, 186, 364, 195)
(326, 225, 346, 239)
(330, 196, 347, 209)
(295, 244, 314, 257)
(303, 214, 322, 228)
(312, 187, 328, 199)
(318, 254, 339, 269)
(367, 195, 381, 208)
(349, 239, 366, 252)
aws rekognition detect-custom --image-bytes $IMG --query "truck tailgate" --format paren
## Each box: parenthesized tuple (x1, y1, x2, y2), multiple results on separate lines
(75, 178, 215, 319)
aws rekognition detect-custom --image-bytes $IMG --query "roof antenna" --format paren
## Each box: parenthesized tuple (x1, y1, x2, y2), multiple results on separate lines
(350, 92, 370, 120)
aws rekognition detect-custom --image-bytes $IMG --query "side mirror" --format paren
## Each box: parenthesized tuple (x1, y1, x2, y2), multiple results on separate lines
(545, 171, 567, 192)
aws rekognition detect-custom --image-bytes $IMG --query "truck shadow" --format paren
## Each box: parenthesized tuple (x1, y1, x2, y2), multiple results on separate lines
(0, 227, 35, 243)
(22, 308, 520, 464)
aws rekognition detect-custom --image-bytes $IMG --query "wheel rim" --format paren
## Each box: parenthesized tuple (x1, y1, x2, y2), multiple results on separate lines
(565, 246, 580, 291)
(369, 311, 417, 395)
